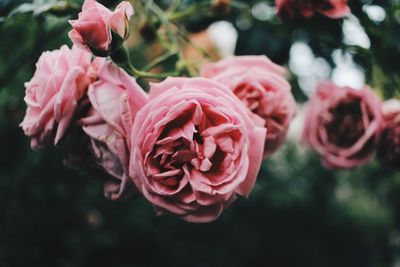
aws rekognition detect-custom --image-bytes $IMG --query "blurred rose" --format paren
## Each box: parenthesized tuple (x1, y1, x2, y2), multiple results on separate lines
(20, 45, 97, 149)
(129, 77, 266, 223)
(276, 0, 350, 20)
(81, 61, 148, 200)
(69, 0, 133, 56)
(303, 82, 382, 169)
(202, 56, 296, 157)
(377, 99, 400, 168)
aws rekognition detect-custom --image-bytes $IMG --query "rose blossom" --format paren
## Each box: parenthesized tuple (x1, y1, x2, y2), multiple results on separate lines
(377, 99, 400, 167)
(80, 61, 148, 200)
(276, 0, 350, 20)
(303, 82, 383, 169)
(129, 77, 266, 223)
(202, 56, 296, 157)
(69, 0, 134, 56)
(20, 45, 98, 149)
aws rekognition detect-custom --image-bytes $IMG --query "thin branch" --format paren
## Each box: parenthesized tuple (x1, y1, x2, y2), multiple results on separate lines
(142, 49, 178, 72)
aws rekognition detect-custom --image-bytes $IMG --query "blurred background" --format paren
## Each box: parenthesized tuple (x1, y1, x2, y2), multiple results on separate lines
(1, 0, 400, 266)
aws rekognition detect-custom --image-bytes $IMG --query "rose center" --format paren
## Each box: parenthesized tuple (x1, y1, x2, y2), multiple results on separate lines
(325, 99, 366, 148)
(146, 103, 241, 191)
(233, 82, 264, 114)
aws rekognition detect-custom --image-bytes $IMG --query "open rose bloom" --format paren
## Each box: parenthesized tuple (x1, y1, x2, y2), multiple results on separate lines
(276, 0, 350, 20)
(377, 99, 400, 167)
(303, 82, 383, 169)
(129, 77, 266, 223)
(202, 56, 296, 157)
(69, 0, 134, 56)
(20, 45, 98, 149)
(81, 62, 148, 200)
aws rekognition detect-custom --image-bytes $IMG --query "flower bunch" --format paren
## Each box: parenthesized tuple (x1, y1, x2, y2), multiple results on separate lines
(20, 0, 399, 224)
(20, 0, 298, 223)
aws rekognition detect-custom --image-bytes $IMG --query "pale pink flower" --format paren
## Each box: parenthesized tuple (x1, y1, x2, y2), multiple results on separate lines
(202, 56, 296, 157)
(129, 77, 266, 223)
(21, 45, 97, 149)
(303, 82, 383, 169)
(69, 0, 134, 56)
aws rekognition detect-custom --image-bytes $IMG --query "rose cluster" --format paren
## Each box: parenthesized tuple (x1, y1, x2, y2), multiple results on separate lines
(20, 49, 297, 222)
(20, 0, 298, 223)
(20, 0, 399, 223)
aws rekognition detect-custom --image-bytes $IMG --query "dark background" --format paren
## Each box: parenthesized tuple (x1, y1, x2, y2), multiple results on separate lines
(1, 0, 400, 266)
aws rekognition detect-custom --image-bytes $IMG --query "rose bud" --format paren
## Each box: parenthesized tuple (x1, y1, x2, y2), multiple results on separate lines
(303, 82, 383, 169)
(80, 61, 148, 200)
(276, 0, 350, 20)
(377, 99, 400, 168)
(20, 45, 98, 149)
(202, 56, 296, 157)
(129, 77, 266, 223)
(69, 0, 134, 57)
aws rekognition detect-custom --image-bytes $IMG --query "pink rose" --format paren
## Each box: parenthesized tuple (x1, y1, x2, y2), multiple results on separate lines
(129, 77, 266, 223)
(276, 0, 350, 20)
(303, 82, 383, 169)
(377, 99, 400, 167)
(20, 45, 97, 149)
(80, 61, 148, 200)
(202, 56, 296, 157)
(69, 0, 134, 56)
